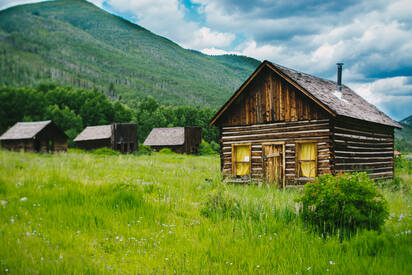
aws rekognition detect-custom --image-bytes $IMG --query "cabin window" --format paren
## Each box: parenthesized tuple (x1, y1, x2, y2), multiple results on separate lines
(232, 144, 251, 176)
(296, 142, 317, 178)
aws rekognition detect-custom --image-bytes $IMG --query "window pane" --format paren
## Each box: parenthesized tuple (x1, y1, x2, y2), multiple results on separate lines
(300, 162, 316, 177)
(235, 145, 250, 175)
(298, 143, 316, 160)
(298, 143, 316, 177)
(236, 163, 250, 175)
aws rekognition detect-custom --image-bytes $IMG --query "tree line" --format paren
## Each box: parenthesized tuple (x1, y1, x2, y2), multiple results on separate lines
(0, 84, 219, 148)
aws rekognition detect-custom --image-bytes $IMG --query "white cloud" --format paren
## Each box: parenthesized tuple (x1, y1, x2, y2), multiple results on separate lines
(184, 27, 235, 49)
(90, 0, 235, 51)
(201, 47, 239, 56)
(349, 77, 412, 120)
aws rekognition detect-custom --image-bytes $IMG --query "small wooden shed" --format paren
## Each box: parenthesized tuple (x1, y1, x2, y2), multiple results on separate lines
(143, 127, 202, 154)
(210, 61, 402, 187)
(0, 120, 67, 152)
(74, 123, 138, 153)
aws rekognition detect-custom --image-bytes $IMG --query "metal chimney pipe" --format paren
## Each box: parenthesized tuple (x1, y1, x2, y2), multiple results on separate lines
(336, 62, 344, 91)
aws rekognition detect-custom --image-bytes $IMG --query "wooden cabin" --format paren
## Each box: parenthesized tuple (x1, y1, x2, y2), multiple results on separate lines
(0, 120, 67, 152)
(210, 61, 402, 187)
(143, 127, 202, 154)
(74, 123, 138, 153)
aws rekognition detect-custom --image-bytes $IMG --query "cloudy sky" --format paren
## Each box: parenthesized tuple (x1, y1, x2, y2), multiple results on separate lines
(1, 0, 411, 120)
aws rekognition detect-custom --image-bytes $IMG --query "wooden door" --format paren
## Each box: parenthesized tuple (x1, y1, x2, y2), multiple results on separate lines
(262, 144, 284, 187)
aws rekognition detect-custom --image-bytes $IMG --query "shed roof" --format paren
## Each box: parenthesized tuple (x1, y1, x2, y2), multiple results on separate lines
(0, 120, 52, 140)
(211, 61, 401, 129)
(143, 127, 185, 146)
(73, 125, 112, 141)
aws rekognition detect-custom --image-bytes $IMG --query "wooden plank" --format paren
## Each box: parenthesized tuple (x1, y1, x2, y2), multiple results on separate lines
(333, 133, 392, 142)
(222, 119, 330, 130)
(222, 129, 330, 141)
(222, 123, 329, 136)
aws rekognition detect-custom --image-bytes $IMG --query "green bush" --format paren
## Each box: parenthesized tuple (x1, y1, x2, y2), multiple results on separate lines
(210, 141, 220, 153)
(201, 188, 242, 219)
(158, 148, 174, 154)
(395, 155, 412, 172)
(92, 147, 120, 156)
(297, 173, 388, 237)
(133, 144, 152, 156)
(198, 139, 216, 155)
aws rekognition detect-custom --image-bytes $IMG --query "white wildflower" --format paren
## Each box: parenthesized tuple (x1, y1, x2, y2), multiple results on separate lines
(399, 214, 405, 221)
(59, 254, 63, 259)
(329, 261, 335, 265)
(1, 200, 7, 206)
(20, 197, 28, 201)
(307, 267, 311, 271)
(10, 217, 14, 223)
(165, 258, 168, 261)
(256, 265, 260, 268)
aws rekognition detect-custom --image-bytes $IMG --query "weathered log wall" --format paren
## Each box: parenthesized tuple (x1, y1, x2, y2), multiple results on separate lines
(113, 123, 139, 153)
(217, 67, 329, 127)
(184, 127, 202, 154)
(332, 117, 394, 180)
(220, 119, 332, 184)
(1, 140, 35, 152)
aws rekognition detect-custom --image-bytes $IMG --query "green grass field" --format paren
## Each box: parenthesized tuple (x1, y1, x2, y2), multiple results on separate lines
(0, 150, 411, 274)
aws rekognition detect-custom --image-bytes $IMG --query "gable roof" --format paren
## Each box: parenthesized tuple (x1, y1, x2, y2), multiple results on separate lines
(0, 120, 52, 140)
(143, 127, 185, 146)
(73, 125, 112, 142)
(210, 60, 401, 129)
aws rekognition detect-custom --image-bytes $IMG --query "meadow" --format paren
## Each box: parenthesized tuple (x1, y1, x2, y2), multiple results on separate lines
(0, 150, 411, 274)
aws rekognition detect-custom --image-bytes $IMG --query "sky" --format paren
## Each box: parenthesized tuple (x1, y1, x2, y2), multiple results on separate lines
(1, 0, 412, 121)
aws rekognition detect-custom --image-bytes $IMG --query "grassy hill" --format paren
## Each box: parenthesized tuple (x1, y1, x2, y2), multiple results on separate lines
(0, 150, 411, 273)
(0, 0, 260, 107)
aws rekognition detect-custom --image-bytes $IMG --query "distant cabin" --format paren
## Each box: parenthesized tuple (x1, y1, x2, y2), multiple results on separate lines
(0, 120, 67, 152)
(143, 127, 202, 154)
(74, 123, 138, 154)
(210, 61, 402, 187)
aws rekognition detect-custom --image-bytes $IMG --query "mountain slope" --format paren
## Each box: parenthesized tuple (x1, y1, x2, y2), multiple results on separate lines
(395, 115, 412, 152)
(400, 115, 412, 127)
(0, 0, 260, 107)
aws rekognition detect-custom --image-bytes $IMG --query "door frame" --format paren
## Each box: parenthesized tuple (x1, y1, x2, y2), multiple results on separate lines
(262, 142, 286, 189)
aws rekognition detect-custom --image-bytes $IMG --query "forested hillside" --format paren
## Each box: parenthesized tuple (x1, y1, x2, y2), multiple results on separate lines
(395, 115, 412, 152)
(0, 0, 259, 107)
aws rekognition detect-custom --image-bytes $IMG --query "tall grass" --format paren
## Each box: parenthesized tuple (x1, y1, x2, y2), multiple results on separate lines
(0, 150, 411, 274)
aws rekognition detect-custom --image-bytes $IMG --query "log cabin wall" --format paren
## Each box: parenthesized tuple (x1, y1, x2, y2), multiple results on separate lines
(184, 127, 202, 154)
(220, 119, 332, 184)
(76, 139, 112, 150)
(332, 117, 394, 180)
(1, 140, 35, 152)
(37, 124, 68, 152)
(112, 123, 139, 153)
(217, 67, 329, 127)
(215, 67, 334, 184)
